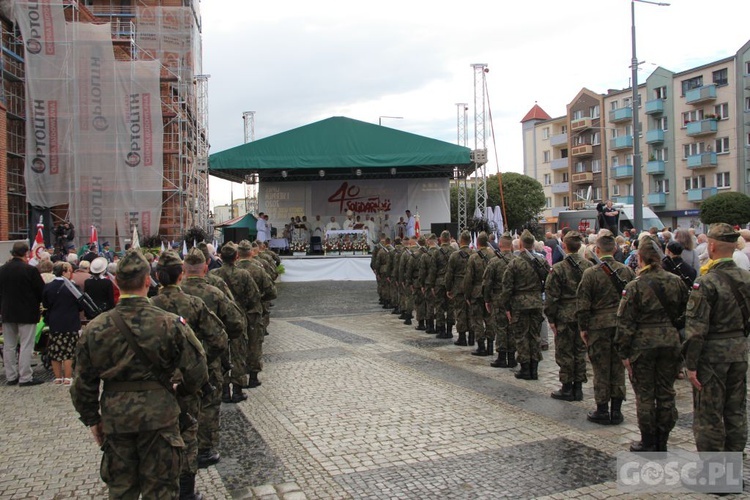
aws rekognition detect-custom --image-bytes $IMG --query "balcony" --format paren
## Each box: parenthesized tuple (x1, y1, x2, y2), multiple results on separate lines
(685, 84, 717, 105)
(550, 133, 568, 147)
(645, 99, 664, 115)
(686, 118, 718, 137)
(571, 172, 593, 184)
(571, 117, 592, 131)
(611, 165, 634, 179)
(571, 144, 593, 157)
(648, 192, 667, 206)
(550, 157, 569, 171)
(646, 160, 665, 175)
(646, 129, 664, 144)
(609, 107, 633, 123)
(551, 182, 569, 194)
(687, 187, 717, 202)
(610, 136, 633, 150)
(612, 196, 634, 204)
(686, 152, 718, 169)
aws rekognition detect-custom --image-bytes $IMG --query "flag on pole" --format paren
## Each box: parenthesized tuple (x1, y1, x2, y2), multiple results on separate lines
(31, 217, 45, 263)
(414, 212, 420, 238)
(182, 240, 188, 256)
(131, 226, 140, 249)
(89, 225, 98, 250)
(160, 240, 165, 253)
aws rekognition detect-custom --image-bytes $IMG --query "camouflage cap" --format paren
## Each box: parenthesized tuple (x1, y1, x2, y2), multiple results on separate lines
(237, 239, 253, 252)
(183, 247, 206, 265)
(499, 232, 513, 244)
(563, 230, 584, 244)
(427, 233, 437, 241)
(158, 250, 183, 268)
(220, 241, 238, 259)
(707, 223, 740, 243)
(520, 229, 535, 246)
(116, 249, 150, 281)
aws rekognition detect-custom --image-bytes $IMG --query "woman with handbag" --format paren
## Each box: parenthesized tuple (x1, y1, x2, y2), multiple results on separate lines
(42, 262, 83, 385)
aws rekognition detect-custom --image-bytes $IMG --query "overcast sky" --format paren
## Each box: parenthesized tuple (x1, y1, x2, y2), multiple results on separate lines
(202, 0, 750, 209)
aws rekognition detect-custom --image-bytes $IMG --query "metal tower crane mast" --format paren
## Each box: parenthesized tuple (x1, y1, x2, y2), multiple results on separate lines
(455, 103, 469, 233)
(471, 63, 489, 220)
(243, 111, 256, 143)
(242, 111, 257, 214)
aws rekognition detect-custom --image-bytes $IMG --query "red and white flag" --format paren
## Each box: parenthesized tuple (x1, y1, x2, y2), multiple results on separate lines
(89, 225, 98, 246)
(31, 219, 45, 262)
(414, 213, 421, 239)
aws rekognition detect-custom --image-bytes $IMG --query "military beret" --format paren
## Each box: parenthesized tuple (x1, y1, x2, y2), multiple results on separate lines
(706, 223, 740, 243)
(158, 250, 182, 268)
(237, 239, 253, 251)
(563, 230, 584, 244)
(520, 229, 535, 245)
(220, 241, 238, 259)
(116, 249, 150, 281)
(183, 247, 206, 265)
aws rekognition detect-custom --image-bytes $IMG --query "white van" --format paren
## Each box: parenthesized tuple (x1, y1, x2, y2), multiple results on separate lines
(557, 204, 664, 235)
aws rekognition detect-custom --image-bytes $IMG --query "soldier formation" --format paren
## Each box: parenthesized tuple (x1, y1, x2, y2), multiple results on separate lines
(372, 223, 750, 459)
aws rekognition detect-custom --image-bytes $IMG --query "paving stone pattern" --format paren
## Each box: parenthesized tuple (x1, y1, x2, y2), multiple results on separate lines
(2, 280, 750, 499)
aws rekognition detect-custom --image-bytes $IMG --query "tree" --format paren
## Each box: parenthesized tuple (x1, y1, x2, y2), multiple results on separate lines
(450, 172, 546, 233)
(699, 192, 750, 226)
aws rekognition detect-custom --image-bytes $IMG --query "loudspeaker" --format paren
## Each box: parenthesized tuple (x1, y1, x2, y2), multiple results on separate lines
(309, 236, 324, 255)
(430, 223, 458, 239)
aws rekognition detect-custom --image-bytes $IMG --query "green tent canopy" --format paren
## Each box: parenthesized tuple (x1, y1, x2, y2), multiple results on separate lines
(209, 116, 473, 183)
(215, 213, 257, 243)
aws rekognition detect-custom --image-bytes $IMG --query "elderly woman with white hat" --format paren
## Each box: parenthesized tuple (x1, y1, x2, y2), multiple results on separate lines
(83, 256, 115, 318)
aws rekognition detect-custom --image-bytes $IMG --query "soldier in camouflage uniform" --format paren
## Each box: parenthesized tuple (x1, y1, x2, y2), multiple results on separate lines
(445, 231, 474, 346)
(371, 234, 385, 305)
(420, 234, 439, 334)
(198, 242, 235, 300)
(683, 223, 750, 452)
(500, 230, 550, 380)
(71, 250, 208, 499)
(388, 237, 404, 316)
(210, 243, 263, 403)
(545, 231, 592, 401)
(151, 251, 228, 497)
(181, 248, 246, 469)
(398, 237, 415, 325)
(577, 231, 635, 425)
(484, 233, 517, 368)
(411, 237, 429, 330)
(615, 237, 689, 452)
(257, 243, 279, 282)
(463, 232, 496, 356)
(377, 237, 393, 309)
(433, 231, 456, 339)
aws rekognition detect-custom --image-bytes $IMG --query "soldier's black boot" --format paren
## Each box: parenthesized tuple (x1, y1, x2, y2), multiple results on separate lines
(587, 404, 611, 425)
(221, 384, 232, 404)
(179, 473, 203, 500)
(486, 339, 494, 357)
(415, 320, 426, 331)
(231, 384, 248, 403)
(425, 320, 435, 334)
(530, 360, 539, 380)
(610, 398, 624, 425)
(399, 311, 408, 320)
(573, 381, 584, 401)
(507, 351, 518, 368)
(468, 331, 475, 346)
(197, 448, 221, 468)
(382, 302, 391, 309)
(471, 339, 489, 356)
(446, 323, 454, 337)
(391, 307, 401, 315)
(404, 314, 413, 325)
(630, 433, 657, 452)
(515, 362, 532, 380)
(656, 430, 670, 452)
(436, 324, 451, 339)
(490, 350, 508, 368)
(551, 382, 575, 401)
(453, 332, 467, 346)
(248, 371, 261, 388)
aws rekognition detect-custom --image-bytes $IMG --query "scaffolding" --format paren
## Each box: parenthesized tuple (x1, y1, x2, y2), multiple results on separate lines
(454, 102, 469, 234)
(471, 63, 489, 221)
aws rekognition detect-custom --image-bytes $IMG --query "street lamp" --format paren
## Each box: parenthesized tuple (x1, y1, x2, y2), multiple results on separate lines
(631, 0, 669, 232)
(378, 115, 403, 126)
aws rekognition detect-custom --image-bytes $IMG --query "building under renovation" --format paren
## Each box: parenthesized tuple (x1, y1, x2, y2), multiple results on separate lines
(0, 0, 209, 248)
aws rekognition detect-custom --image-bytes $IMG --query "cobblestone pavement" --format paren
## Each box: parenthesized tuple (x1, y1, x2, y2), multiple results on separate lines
(1, 280, 749, 498)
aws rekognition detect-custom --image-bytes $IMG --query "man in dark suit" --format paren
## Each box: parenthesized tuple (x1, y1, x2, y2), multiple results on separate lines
(0, 242, 46, 386)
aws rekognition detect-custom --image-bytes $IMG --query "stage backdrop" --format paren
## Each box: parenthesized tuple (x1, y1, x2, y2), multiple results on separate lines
(259, 178, 449, 232)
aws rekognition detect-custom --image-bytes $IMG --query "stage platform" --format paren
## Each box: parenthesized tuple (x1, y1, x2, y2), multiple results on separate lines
(279, 254, 375, 282)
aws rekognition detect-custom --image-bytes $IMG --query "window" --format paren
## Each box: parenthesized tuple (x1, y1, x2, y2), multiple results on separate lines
(625, 124, 633, 136)
(715, 137, 729, 154)
(545, 197, 552, 208)
(591, 132, 600, 145)
(655, 179, 670, 194)
(611, 156, 619, 167)
(575, 188, 587, 200)
(653, 148, 668, 161)
(681, 76, 703, 96)
(746, 61, 750, 75)
(746, 97, 750, 112)
(543, 151, 551, 163)
(654, 86, 667, 100)
(543, 173, 551, 186)
(593, 187, 602, 200)
(715, 103, 729, 120)
(712, 68, 728, 86)
(682, 109, 703, 126)
(610, 101, 619, 111)
(542, 127, 550, 139)
(572, 110, 584, 120)
(573, 135, 587, 146)
(683, 142, 705, 158)
(684, 175, 706, 191)
(560, 125, 568, 134)
(657, 116, 668, 131)
(575, 161, 587, 173)
(562, 196, 569, 207)
(625, 154, 633, 165)
(562, 172, 569, 182)
(624, 184, 632, 196)
(592, 159, 601, 173)
(612, 184, 620, 196)
(716, 172, 730, 188)
(623, 97, 632, 108)
(590, 105, 600, 119)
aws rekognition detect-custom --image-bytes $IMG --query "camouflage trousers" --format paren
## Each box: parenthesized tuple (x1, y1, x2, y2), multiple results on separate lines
(693, 360, 748, 452)
(390, 281, 400, 309)
(511, 309, 544, 363)
(228, 335, 248, 386)
(246, 313, 263, 374)
(434, 285, 453, 329)
(198, 358, 223, 453)
(401, 285, 413, 316)
(490, 299, 513, 352)
(469, 298, 491, 340)
(553, 320, 587, 384)
(424, 287, 436, 321)
(452, 293, 470, 334)
(413, 288, 426, 322)
(376, 276, 385, 302)
(630, 346, 680, 437)
(587, 327, 626, 404)
(100, 426, 183, 499)
(177, 394, 201, 474)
